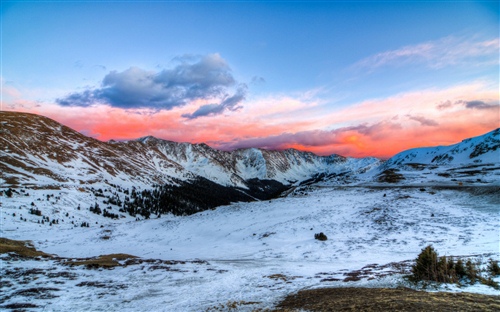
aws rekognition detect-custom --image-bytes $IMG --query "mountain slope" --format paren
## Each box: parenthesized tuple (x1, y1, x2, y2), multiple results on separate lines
(0, 111, 379, 191)
(0, 112, 185, 188)
(384, 128, 499, 167)
(368, 128, 500, 185)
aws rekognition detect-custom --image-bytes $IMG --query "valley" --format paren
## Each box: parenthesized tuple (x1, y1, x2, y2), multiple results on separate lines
(1, 112, 499, 310)
(2, 185, 499, 311)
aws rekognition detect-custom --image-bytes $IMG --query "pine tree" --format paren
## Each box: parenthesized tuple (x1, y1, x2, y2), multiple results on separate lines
(412, 245, 439, 281)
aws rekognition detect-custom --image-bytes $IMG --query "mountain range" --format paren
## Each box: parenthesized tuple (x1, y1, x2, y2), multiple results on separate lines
(1, 111, 379, 189)
(1, 111, 499, 212)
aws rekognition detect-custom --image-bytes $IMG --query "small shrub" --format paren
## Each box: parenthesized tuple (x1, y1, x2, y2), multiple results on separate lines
(488, 259, 500, 276)
(90, 203, 102, 215)
(314, 232, 327, 241)
(411, 245, 472, 284)
(455, 259, 466, 278)
(480, 277, 500, 289)
(29, 208, 42, 216)
(410, 245, 495, 288)
(466, 260, 478, 284)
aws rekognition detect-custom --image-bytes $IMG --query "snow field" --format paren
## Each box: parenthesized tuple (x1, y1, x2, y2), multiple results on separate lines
(1, 185, 499, 310)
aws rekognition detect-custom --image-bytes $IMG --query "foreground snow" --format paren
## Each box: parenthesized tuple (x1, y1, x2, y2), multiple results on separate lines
(1, 184, 499, 310)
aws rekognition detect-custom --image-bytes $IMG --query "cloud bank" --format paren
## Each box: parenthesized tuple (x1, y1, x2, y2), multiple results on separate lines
(57, 54, 246, 118)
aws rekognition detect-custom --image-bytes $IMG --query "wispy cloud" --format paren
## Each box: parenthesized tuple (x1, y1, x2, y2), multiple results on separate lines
(353, 36, 499, 72)
(407, 115, 439, 127)
(57, 54, 246, 118)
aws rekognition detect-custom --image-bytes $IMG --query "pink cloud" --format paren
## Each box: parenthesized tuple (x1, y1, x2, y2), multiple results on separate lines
(2, 81, 498, 158)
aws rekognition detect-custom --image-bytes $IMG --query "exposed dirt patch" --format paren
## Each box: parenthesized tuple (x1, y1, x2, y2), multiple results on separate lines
(274, 287, 500, 311)
(266, 274, 301, 282)
(206, 300, 262, 311)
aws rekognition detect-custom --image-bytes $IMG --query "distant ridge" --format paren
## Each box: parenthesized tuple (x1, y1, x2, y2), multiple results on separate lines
(0, 111, 379, 189)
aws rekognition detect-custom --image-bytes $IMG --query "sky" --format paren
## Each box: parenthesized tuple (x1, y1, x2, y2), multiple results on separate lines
(1, 0, 499, 158)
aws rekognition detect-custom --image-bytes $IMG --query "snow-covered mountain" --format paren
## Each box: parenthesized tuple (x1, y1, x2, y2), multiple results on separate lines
(384, 128, 499, 167)
(2, 111, 499, 192)
(367, 128, 500, 185)
(0, 111, 379, 191)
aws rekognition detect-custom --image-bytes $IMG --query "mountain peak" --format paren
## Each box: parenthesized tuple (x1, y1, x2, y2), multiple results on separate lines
(135, 135, 160, 143)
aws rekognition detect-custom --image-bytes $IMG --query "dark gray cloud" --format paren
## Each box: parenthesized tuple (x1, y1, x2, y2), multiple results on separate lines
(57, 90, 97, 107)
(219, 122, 401, 151)
(182, 85, 247, 119)
(438, 99, 498, 111)
(57, 54, 241, 111)
(462, 100, 496, 110)
(407, 115, 439, 126)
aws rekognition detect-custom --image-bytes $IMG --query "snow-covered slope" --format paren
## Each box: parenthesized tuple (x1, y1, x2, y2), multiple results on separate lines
(132, 135, 379, 187)
(384, 128, 499, 166)
(353, 128, 500, 186)
(0, 112, 186, 189)
(2, 184, 499, 310)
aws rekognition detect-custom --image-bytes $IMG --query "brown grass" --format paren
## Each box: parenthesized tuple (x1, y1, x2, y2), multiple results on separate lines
(274, 287, 500, 311)
(0, 237, 52, 258)
(266, 274, 301, 282)
(65, 253, 139, 268)
(206, 300, 262, 311)
(0, 237, 140, 269)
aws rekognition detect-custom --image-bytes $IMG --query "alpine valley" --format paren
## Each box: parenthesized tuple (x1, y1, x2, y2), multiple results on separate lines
(1, 111, 499, 311)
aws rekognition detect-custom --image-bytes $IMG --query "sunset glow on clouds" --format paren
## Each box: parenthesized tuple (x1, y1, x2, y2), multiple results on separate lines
(2, 2, 499, 158)
(5, 79, 498, 158)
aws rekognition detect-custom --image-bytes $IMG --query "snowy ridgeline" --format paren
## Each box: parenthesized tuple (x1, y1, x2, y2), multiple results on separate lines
(1, 111, 383, 190)
(1, 185, 499, 310)
(2, 111, 499, 193)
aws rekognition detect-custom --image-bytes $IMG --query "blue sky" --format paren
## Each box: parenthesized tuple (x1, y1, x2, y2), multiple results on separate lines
(2, 1, 499, 157)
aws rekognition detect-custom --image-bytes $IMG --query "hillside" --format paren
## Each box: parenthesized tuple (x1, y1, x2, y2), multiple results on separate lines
(385, 128, 500, 166)
(368, 128, 500, 186)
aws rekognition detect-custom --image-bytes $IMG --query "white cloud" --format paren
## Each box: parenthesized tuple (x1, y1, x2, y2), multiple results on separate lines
(353, 36, 499, 72)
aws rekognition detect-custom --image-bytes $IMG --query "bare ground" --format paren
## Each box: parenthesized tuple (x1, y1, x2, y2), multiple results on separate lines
(274, 287, 500, 311)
